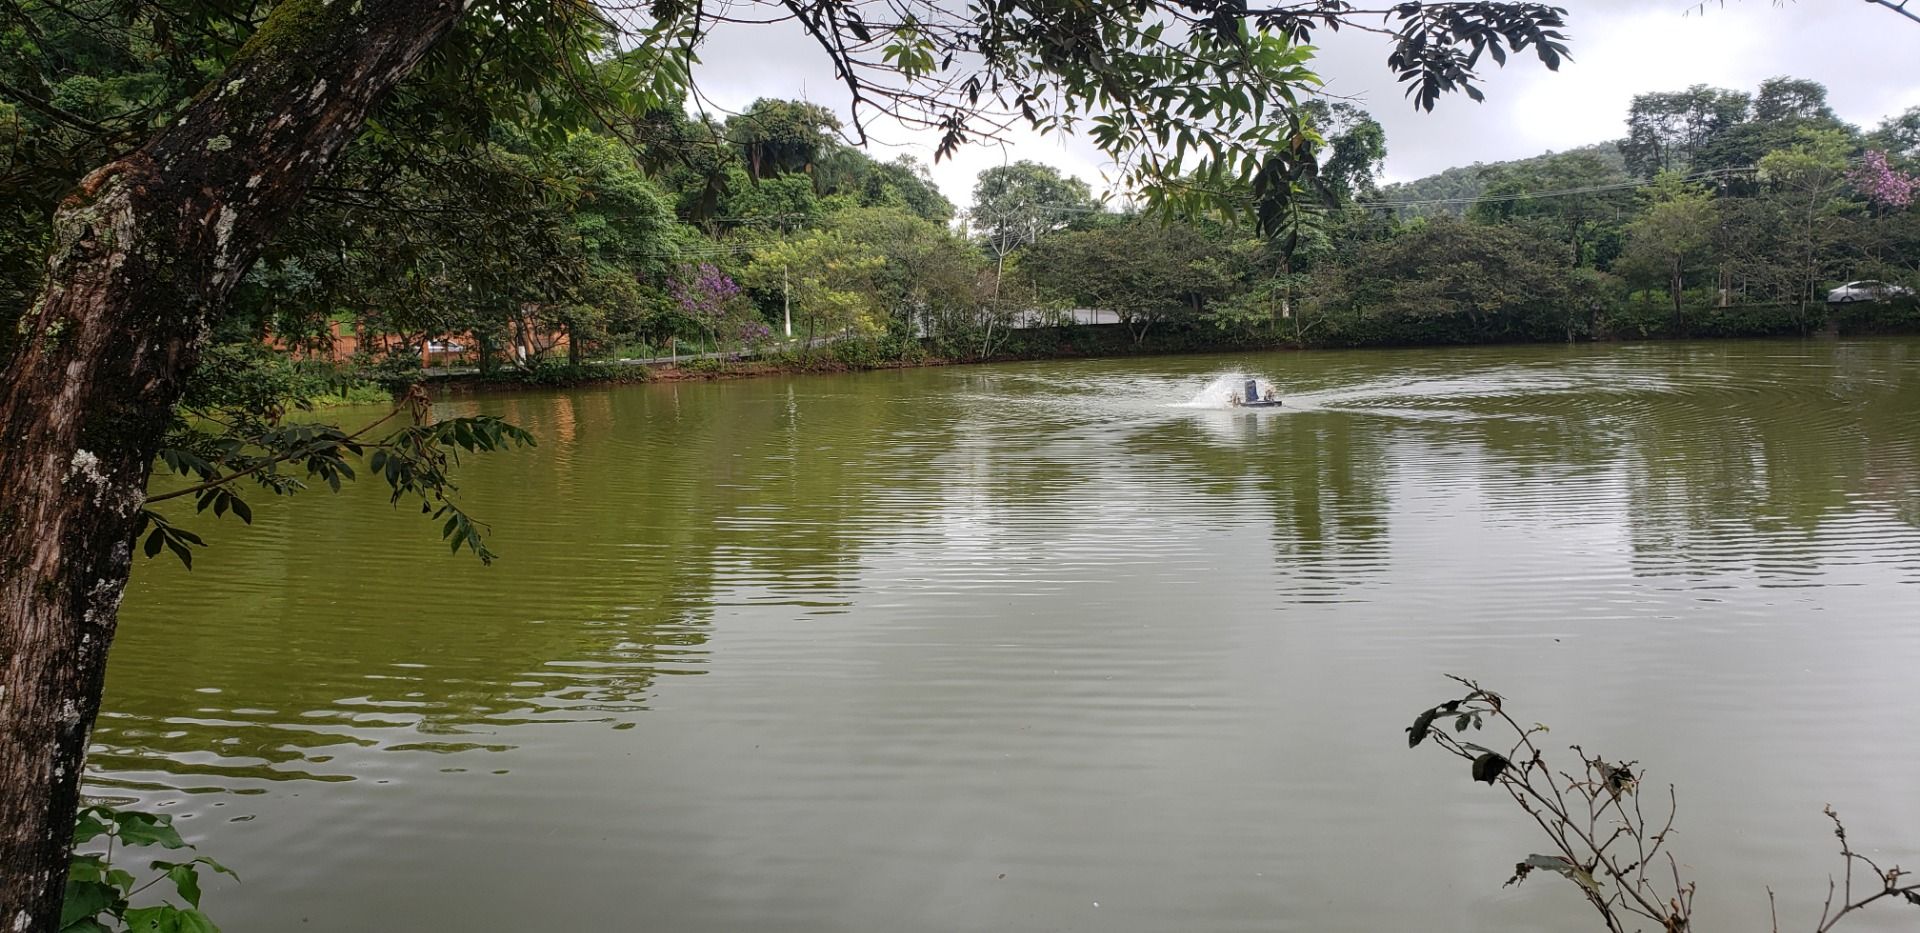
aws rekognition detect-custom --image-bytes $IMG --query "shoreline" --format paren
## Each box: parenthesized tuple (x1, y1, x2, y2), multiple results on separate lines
(428, 354, 953, 396)
(424, 323, 1920, 396)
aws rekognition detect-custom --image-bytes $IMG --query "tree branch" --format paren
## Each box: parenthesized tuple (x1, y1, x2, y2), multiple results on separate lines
(144, 405, 405, 504)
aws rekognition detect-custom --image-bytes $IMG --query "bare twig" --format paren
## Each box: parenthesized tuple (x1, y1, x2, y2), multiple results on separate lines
(1406, 678, 1914, 933)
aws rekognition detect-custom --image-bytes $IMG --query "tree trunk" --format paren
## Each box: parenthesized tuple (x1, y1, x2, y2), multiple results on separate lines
(1669, 259, 1685, 334)
(1278, 255, 1292, 325)
(0, 0, 466, 926)
(1802, 205, 1819, 335)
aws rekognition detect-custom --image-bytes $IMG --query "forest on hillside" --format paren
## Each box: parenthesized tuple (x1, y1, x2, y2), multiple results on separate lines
(1372, 142, 1629, 219)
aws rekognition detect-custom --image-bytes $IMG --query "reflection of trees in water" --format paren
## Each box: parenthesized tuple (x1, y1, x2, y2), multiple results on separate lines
(92, 345, 1920, 790)
(1615, 343, 1920, 582)
(1364, 342, 1920, 583)
(1120, 341, 1920, 599)
(1120, 412, 1394, 600)
(95, 380, 964, 789)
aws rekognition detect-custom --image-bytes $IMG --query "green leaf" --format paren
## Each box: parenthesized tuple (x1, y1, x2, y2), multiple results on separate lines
(164, 535, 194, 570)
(191, 855, 237, 879)
(61, 879, 120, 928)
(157, 862, 202, 908)
(122, 906, 175, 932)
(65, 854, 105, 886)
(114, 811, 187, 849)
(73, 810, 111, 845)
(106, 869, 136, 895)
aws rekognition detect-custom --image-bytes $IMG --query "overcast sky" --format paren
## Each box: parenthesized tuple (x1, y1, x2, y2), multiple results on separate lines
(684, 1, 1920, 208)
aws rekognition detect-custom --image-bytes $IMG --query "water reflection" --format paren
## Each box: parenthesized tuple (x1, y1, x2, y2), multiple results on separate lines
(93, 339, 1920, 933)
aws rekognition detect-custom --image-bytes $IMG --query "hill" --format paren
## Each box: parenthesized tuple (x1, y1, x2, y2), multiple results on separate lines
(1372, 141, 1627, 217)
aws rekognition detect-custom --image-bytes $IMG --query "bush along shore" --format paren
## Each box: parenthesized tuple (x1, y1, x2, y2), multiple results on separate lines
(414, 295, 1920, 395)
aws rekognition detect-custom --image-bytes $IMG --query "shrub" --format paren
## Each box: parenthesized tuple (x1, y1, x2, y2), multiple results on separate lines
(477, 361, 649, 387)
(1829, 297, 1920, 335)
(65, 805, 233, 932)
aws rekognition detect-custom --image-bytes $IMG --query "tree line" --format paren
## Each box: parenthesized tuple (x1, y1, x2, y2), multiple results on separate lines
(1007, 76, 1920, 350)
(17, 24, 1906, 390)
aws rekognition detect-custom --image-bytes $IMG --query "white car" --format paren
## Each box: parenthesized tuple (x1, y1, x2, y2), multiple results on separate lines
(1826, 280, 1914, 303)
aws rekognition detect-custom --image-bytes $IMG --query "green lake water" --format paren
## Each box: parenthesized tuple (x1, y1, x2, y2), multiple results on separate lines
(94, 340, 1920, 932)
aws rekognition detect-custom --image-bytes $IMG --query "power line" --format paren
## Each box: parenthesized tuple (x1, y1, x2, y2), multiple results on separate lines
(1354, 156, 1869, 211)
(1353, 164, 1761, 210)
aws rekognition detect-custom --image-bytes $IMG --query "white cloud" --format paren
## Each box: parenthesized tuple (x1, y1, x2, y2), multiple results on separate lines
(683, 0, 1920, 205)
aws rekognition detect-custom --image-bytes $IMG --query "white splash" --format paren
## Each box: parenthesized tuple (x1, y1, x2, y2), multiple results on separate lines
(1170, 373, 1272, 409)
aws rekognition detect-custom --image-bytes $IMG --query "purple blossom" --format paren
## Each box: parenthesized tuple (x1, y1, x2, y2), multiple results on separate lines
(669, 263, 742, 322)
(1848, 150, 1916, 209)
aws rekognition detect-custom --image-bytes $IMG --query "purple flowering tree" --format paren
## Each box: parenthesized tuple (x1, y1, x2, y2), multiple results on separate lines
(668, 263, 782, 358)
(736, 320, 775, 350)
(668, 263, 744, 353)
(1847, 150, 1917, 210)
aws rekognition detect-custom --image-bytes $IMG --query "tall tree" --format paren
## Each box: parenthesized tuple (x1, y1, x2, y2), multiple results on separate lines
(968, 160, 1098, 294)
(1694, 77, 1857, 180)
(1618, 172, 1716, 331)
(1023, 216, 1249, 343)
(821, 206, 983, 336)
(1758, 128, 1857, 326)
(742, 229, 886, 340)
(1618, 84, 1751, 178)
(1753, 75, 1838, 125)
(547, 132, 683, 361)
(1302, 100, 1387, 203)
(0, 1, 1573, 925)
(0, 0, 551, 921)
(1868, 106, 1920, 160)
(725, 98, 841, 180)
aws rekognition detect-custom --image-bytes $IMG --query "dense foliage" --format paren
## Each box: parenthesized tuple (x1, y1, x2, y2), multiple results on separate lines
(10, 59, 1910, 387)
(1004, 76, 1920, 350)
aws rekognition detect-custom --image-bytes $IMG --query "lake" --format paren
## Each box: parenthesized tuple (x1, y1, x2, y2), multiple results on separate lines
(93, 339, 1920, 932)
